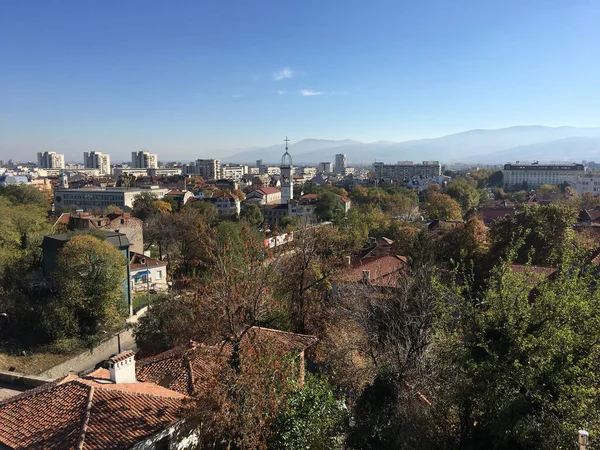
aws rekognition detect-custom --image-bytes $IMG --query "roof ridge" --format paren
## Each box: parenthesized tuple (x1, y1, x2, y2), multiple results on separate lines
(75, 386, 95, 450)
(249, 326, 317, 341)
(75, 378, 185, 400)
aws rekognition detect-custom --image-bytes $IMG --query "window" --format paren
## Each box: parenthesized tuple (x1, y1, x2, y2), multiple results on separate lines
(156, 270, 162, 280)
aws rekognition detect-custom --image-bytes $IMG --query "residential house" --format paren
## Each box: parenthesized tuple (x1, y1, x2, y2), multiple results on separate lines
(334, 238, 407, 289)
(0, 351, 194, 450)
(207, 192, 241, 216)
(65, 212, 144, 254)
(130, 253, 168, 293)
(0, 327, 318, 449)
(136, 326, 317, 393)
(246, 186, 281, 205)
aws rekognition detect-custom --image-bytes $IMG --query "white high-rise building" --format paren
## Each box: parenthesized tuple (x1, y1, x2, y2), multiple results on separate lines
(335, 153, 347, 175)
(83, 151, 111, 175)
(37, 151, 65, 169)
(195, 159, 222, 179)
(131, 151, 158, 169)
(280, 138, 293, 204)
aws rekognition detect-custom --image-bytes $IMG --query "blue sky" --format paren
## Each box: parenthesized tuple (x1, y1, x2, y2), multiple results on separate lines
(1, 0, 599, 161)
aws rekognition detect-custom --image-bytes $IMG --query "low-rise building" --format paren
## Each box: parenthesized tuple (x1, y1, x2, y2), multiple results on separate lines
(207, 192, 241, 216)
(54, 186, 170, 212)
(246, 186, 281, 205)
(164, 190, 194, 208)
(130, 252, 168, 293)
(0, 328, 318, 449)
(570, 174, 600, 196)
(65, 212, 145, 254)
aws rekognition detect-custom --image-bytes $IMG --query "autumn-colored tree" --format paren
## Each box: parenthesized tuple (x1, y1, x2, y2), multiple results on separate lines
(421, 192, 463, 221)
(280, 221, 348, 334)
(153, 199, 172, 214)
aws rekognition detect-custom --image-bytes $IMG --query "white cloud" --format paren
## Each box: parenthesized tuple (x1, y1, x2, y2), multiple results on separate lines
(277, 90, 287, 95)
(300, 89, 324, 96)
(273, 67, 294, 81)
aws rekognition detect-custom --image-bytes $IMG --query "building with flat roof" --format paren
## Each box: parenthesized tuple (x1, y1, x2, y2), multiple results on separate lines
(372, 161, 441, 181)
(503, 162, 585, 190)
(131, 151, 158, 169)
(54, 186, 170, 212)
(83, 151, 111, 175)
(37, 151, 65, 169)
(194, 159, 221, 179)
(335, 153, 347, 175)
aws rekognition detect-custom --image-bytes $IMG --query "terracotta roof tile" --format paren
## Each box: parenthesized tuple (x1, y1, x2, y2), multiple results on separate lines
(0, 378, 183, 450)
(108, 350, 136, 364)
(136, 327, 317, 396)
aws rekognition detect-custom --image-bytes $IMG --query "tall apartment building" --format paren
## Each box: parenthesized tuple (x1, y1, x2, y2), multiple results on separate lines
(83, 151, 111, 175)
(503, 162, 585, 190)
(335, 153, 347, 175)
(318, 162, 333, 175)
(195, 159, 221, 179)
(222, 164, 247, 181)
(372, 161, 441, 181)
(37, 151, 65, 169)
(131, 151, 158, 169)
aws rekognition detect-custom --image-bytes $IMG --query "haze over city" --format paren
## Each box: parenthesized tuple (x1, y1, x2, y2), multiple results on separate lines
(2, 0, 600, 162)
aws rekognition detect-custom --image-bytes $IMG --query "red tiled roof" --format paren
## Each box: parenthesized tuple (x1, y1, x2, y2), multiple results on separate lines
(255, 186, 280, 195)
(478, 207, 515, 224)
(0, 378, 182, 450)
(137, 327, 317, 396)
(108, 350, 135, 364)
(130, 252, 166, 270)
(166, 190, 186, 195)
(342, 255, 407, 287)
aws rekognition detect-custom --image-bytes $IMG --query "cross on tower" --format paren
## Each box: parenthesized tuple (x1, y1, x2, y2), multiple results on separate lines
(284, 137, 290, 150)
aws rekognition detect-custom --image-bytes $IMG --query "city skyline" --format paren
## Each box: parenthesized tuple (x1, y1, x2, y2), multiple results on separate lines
(2, 1, 600, 161)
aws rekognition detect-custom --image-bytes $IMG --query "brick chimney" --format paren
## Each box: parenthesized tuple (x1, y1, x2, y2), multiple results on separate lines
(108, 350, 137, 384)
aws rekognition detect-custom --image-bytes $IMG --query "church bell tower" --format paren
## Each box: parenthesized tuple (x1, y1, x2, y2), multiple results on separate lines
(280, 137, 293, 204)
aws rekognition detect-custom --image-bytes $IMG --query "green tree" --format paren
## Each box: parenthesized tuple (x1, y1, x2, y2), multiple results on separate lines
(53, 235, 126, 337)
(240, 203, 264, 225)
(490, 203, 578, 266)
(270, 374, 347, 450)
(0, 184, 49, 208)
(188, 199, 219, 223)
(489, 170, 504, 187)
(131, 192, 159, 221)
(444, 178, 481, 212)
(316, 192, 343, 221)
(437, 266, 600, 449)
(421, 192, 463, 221)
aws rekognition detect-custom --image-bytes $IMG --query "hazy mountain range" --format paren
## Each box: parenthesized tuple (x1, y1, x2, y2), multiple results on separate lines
(223, 126, 600, 165)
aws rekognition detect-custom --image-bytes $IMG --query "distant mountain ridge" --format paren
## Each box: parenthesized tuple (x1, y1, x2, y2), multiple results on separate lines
(222, 126, 600, 165)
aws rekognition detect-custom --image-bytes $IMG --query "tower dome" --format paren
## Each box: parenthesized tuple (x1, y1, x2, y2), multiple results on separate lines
(281, 137, 293, 166)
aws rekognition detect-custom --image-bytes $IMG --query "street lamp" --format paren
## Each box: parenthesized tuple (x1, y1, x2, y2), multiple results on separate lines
(579, 430, 589, 450)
